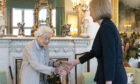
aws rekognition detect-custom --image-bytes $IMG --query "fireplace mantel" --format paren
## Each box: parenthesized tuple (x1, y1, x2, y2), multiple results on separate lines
(0, 36, 92, 84)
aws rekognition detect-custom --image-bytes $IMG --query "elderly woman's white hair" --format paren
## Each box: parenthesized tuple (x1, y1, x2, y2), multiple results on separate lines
(34, 26, 53, 37)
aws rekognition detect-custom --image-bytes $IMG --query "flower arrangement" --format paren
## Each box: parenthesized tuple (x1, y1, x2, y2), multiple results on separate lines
(120, 32, 140, 62)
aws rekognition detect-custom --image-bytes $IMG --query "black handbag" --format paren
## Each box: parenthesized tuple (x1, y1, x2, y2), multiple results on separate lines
(47, 73, 61, 84)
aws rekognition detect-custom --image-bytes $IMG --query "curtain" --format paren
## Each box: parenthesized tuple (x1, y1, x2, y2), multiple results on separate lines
(48, 0, 66, 35)
(6, 0, 38, 9)
(56, 7, 65, 35)
(55, 0, 65, 35)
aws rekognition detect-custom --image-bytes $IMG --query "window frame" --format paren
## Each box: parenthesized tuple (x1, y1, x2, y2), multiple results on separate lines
(12, 8, 34, 35)
(12, 8, 56, 35)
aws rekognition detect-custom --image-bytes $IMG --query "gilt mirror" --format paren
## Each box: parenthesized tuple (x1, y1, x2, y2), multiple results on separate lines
(112, 0, 140, 32)
(31, 0, 54, 36)
(38, 6, 50, 26)
(119, 0, 140, 32)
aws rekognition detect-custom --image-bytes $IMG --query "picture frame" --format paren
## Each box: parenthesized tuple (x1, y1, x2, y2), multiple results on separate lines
(66, 13, 78, 36)
(112, 0, 140, 32)
(75, 52, 90, 84)
(15, 59, 23, 84)
(66, 13, 78, 27)
(112, 0, 119, 28)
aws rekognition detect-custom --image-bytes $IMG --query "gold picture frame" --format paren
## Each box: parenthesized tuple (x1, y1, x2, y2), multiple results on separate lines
(31, 0, 54, 36)
(112, 0, 119, 28)
(66, 13, 78, 37)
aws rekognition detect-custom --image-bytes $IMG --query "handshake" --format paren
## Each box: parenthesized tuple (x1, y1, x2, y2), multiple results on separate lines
(51, 59, 80, 76)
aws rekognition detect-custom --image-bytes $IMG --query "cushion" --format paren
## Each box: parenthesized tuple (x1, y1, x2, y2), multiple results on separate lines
(125, 67, 135, 73)
(127, 73, 135, 84)
(80, 72, 96, 84)
(135, 69, 140, 84)
(125, 67, 136, 84)
(0, 71, 7, 84)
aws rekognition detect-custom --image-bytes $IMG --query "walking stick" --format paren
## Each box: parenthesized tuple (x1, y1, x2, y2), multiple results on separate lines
(9, 66, 14, 84)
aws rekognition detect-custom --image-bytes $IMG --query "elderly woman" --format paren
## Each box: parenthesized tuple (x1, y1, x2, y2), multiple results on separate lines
(64, 0, 127, 84)
(20, 26, 61, 84)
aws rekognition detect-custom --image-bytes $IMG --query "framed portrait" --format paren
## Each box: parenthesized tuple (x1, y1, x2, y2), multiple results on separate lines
(66, 13, 78, 27)
(66, 13, 78, 36)
(15, 59, 23, 84)
(75, 52, 90, 84)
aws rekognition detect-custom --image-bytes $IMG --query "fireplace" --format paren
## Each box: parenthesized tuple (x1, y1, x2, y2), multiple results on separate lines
(6, 37, 90, 84)
(15, 59, 22, 84)
(15, 58, 69, 84)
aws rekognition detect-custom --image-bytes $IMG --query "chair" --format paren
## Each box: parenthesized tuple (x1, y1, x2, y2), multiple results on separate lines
(0, 71, 7, 84)
(75, 52, 90, 84)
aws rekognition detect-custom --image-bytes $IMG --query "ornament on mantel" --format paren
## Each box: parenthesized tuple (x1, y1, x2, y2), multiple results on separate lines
(17, 22, 25, 36)
(0, 25, 5, 36)
(80, 16, 90, 38)
(62, 24, 71, 37)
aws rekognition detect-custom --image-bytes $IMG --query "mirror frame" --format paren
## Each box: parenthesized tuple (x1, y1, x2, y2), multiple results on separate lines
(112, 0, 119, 28)
(31, 0, 54, 36)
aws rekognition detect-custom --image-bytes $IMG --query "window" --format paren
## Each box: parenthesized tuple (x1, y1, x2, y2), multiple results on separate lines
(52, 9, 56, 28)
(12, 8, 56, 36)
(12, 8, 34, 35)
(52, 9, 56, 34)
